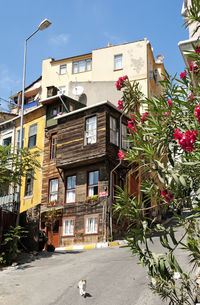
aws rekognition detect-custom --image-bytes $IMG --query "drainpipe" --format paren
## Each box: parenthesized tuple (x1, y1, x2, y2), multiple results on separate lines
(109, 112, 124, 239)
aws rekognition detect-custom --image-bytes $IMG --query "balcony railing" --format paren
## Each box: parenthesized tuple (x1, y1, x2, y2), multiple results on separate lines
(0, 193, 19, 212)
(24, 100, 38, 110)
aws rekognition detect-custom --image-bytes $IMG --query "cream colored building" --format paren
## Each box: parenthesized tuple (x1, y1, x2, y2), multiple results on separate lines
(41, 39, 165, 107)
(179, 0, 200, 67)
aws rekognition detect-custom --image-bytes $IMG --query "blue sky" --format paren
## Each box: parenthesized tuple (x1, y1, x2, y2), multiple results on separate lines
(0, 0, 188, 112)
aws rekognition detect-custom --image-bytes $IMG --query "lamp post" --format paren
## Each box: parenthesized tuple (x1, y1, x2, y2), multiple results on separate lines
(19, 18, 52, 150)
(17, 19, 51, 225)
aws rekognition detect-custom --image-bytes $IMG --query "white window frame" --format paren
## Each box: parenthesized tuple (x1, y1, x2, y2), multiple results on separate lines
(114, 54, 122, 70)
(88, 171, 99, 197)
(58, 86, 66, 95)
(85, 215, 98, 234)
(66, 175, 76, 203)
(110, 116, 118, 146)
(60, 64, 67, 75)
(49, 178, 58, 203)
(122, 124, 129, 150)
(85, 116, 97, 145)
(25, 170, 34, 197)
(28, 123, 37, 148)
(17, 128, 25, 149)
(63, 218, 74, 236)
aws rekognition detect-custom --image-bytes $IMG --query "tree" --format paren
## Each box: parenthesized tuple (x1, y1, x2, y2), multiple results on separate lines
(0, 145, 41, 188)
(114, 7, 200, 304)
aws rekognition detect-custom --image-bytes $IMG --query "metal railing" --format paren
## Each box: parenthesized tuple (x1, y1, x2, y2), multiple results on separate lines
(0, 193, 19, 212)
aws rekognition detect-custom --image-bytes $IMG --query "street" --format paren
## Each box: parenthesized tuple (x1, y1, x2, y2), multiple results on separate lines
(0, 242, 170, 305)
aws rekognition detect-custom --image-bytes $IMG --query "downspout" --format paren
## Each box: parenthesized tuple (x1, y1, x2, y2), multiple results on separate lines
(109, 112, 124, 239)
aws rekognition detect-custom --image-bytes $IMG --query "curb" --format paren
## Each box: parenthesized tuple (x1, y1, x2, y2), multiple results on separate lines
(55, 240, 127, 252)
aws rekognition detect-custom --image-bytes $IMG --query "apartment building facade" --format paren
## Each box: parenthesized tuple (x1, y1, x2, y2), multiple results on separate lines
(41, 39, 165, 108)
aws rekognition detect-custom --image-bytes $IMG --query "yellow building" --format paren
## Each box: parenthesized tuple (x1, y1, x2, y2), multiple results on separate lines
(14, 105, 45, 213)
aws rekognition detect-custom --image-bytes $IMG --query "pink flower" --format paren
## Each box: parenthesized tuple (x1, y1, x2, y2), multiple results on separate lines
(187, 93, 195, 102)
(163, 111, 169, 116)
(194, 105, 200, 123)
(173, 129, 182, 140)
(128, 120, 137, 133)
(115, 76, 128, 90)
(161, 190, 174, 202)
(180, 71, 187, 80)
(168, 99, 172, 106)
(141, 111, 148, 123)
(174, 129, 197, 152)
(117, 100, 124, 110)
(189, 62, 199, 74)
(118, 150, 127, 160)
(195, 44, 200, 54)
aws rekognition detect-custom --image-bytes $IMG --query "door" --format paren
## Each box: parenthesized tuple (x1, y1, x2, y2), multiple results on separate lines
(47, 219, 61, 248)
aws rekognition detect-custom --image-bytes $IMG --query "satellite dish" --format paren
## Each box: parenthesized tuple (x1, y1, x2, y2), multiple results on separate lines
(72, 86, 84, 96)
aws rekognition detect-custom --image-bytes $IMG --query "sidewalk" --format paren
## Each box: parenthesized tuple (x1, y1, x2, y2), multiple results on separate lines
(55, 240, 128, 252)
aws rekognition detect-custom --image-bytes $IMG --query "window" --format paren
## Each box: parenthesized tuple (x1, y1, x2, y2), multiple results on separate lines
(63, 218, 74, 236)
(58, 86, 66, 95)
(50, 134, 57, 159)
(60, 64, 66, 75)
(85, 116, 97, 145)
(3, 137, 12, 147)
(114, 54, 122, 70)
(28, 123, 37, 148)
(110, 116, 118, 145)
(17, 129, 24, 149)
(85, 215, 98, 234)
(88, 171, 99, 196)
(51, 104, 63, 116)
(122, 124, 129, 149)
(69, 103, 75, 112)
(72, 58, 92, 74)
(66, 175, 76, 203)
(49, 178, 58, 203)
(25, 170, 34, 196)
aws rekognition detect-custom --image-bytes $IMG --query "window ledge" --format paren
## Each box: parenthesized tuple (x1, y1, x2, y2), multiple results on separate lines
(23, 195, 33, 199)
(114, 68, 123, 72)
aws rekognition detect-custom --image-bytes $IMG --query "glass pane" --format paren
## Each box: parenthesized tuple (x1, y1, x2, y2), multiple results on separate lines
(114, 55, 122, 70)
(50, 193, 57, 202)
(67, 190, 75, 203)
(50, 179, 58, 192)
(73, 63, 78, 74)
(86, 59, 91, 71)
(29, 124, 37, 136)
(79, 60, 85, 73)
(60, 64, 66, 74)
(29, 136, 36, 148)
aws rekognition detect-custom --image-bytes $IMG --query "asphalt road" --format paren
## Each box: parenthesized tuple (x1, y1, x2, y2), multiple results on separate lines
(0, 243, 170, 305)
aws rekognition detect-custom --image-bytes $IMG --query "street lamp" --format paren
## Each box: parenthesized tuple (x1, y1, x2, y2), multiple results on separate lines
(19, 18, 52, 150)
(16, 19, 51, 224)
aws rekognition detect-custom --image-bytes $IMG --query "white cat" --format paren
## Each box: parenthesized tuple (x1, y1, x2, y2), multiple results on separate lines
(78, 280, 87, 297)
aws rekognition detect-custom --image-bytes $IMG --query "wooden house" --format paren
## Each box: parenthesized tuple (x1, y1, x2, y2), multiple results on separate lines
(41, 99, 131, 247)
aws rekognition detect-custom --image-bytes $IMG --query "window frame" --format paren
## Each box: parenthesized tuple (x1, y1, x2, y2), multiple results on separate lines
(110, 116, 119, 146)
(58, 86, 66, 95)
(51, 104, 63, 117)
(28, 123, 37, 148)
(25, 169, 34, 197)
(48, 178, 58, 204)
(50, 134, 57, 160)
(60, 64, 67, 75)
(17, 128, 25, 149)
(72, 58, 92, 74)
(114, 54, 123, 71)
(122, 123, 129, 150)
(87, 170, 99, 197)
(84, 214, 99, 235)
(62, 217, 75, 237)
(84, 115, 97, 145)
(65, 175, 76, 204)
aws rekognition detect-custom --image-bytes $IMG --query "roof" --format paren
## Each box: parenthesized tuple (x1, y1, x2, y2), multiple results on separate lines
(10, 76, 42, 100)
(54, 100, 129, 120)
(49, 39, 146, 64)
